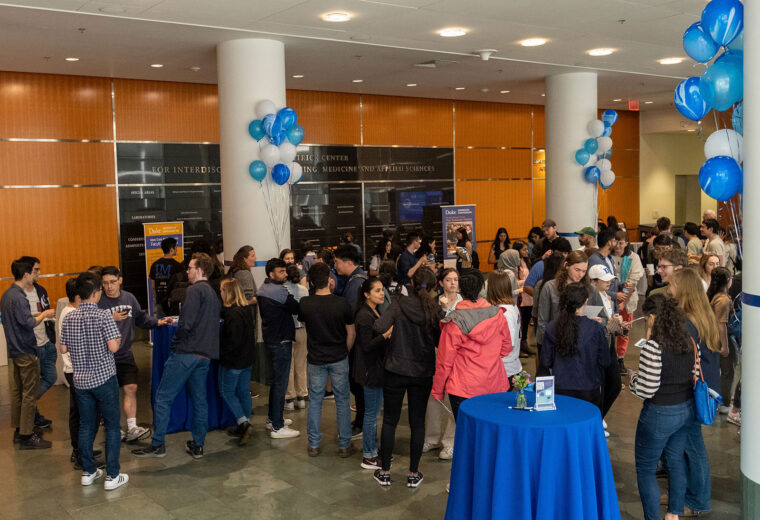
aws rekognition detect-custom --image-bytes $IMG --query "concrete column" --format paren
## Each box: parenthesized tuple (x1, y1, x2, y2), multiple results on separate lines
(217, 38, 288, 279)
(742, 4, 760, 515)
(545, 72, 598, 247)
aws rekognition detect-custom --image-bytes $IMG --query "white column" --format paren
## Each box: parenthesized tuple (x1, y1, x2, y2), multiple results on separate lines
(742, 3, 760, 514)
(217, 38, 288, 280)
(545, 72, 598, 247)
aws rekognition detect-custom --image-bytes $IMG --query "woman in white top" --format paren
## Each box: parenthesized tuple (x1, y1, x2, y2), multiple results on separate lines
(611, 230, 645, 372)
(486, 271, 522, 384)
(369, 238, 394, 277)
(284, 265, 310, 410)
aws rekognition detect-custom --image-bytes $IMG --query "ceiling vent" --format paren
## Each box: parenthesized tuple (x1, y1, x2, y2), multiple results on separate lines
(414, 59, 458, 68)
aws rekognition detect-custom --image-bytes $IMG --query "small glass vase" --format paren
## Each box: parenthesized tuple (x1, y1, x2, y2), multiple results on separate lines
(515, 391, 527, 409)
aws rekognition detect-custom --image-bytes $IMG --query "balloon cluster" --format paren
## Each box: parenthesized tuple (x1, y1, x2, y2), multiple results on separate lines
(574, 110, 618, 189)
(247, 99, 305, 185)
(676, 0, 744, 201)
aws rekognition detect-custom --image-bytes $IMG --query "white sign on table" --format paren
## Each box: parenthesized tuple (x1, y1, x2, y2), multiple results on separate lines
(534, 376, 556, 411)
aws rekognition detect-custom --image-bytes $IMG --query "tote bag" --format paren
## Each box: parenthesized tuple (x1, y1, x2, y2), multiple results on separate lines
(692, 339, 721, 426)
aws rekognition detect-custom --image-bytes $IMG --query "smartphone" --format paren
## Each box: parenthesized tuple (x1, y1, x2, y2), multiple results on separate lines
(634, 338, 647, 348)
(646, 264, 655, 276)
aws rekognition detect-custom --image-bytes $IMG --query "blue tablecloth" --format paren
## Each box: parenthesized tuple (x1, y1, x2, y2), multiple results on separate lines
(446, 393, 620, 520)
(150, 325, 236, 434)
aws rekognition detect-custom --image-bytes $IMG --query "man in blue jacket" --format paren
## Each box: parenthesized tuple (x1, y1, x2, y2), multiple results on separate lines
(258, 258, 301, 439)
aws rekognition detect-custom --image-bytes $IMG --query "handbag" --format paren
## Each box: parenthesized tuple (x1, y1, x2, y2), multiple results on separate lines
(692, 338, 721, 425)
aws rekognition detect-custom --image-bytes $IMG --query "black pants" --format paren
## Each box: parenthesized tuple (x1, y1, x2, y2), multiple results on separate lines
(601, 340, 621, 418)
(519, 306, 532, 345)
(720, 342, 737, 406)
(348, 349, 365, 428)
(64, 372, 100, 452)
(557, 388, 603, 412)
(449, 394, 466, 421)
(380, 370, 432, 473)
(535, 344, 550, 377)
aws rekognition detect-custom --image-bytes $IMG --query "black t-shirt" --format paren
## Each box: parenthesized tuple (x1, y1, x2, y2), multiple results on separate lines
(298, 294, 354, 365)
(149, 258, 184, 306)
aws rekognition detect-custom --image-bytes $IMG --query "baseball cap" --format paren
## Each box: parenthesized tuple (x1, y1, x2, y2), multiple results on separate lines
(541, 219, 556, 229)
(588, 264, 615, 282)
(575, 226, 596, 237)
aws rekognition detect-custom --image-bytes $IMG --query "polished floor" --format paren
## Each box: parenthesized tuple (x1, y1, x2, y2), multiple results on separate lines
(0, 321, 743, 519)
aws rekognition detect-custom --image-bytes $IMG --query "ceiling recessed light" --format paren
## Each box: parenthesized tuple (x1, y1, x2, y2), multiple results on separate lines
(657, 57, 684, 65)
(644, 101, 654, 104)
(687, 129, 696, 132)
(150, 63, 164, 68)
(613, 98, 622, 102)
(292, 74, 304, 79)
(322, 11, 351, 22)
(189, 66, 201, 72)
(352, 79, 363, 83)
(65, 57, 79, 62)
(406, 83, 417, 87)
(500, 90, 510, 94)
(438, 27, 467, 37)
(541, 93, 545, 96)
(455, 87, 465, 90)
(587, 48, 615, 56)
(519, 38, 547, 47)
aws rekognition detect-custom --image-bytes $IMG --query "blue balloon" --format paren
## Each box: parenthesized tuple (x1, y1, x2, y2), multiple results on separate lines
(269, 129, 287, 146)
(601, 125, 612, 137)
(701, 0, 743, 46)
(287, 124, 305, 145)
(248, 160, 267, 182)
(583, 138, 598, 154)
(674, 77, 710, 121)
(277, 107, 297, 130)
(575, 149, 590, 166)
(262, 113, 285, 138)
(682, 22, 719, 63)
(599, 149, 613, 160)
(699, 52, 743, 112)
(271, 163, 291, 185)
(601, 109, 618, 127)
(248, 120, 265, 140)
(584, 166, 600, 184)
(732, 102, 743, 135)
(699, 155, 742, 201)
(728, 29, 743, 51)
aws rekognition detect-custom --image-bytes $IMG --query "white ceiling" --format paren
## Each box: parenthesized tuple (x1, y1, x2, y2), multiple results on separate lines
(0, 0, 710, 108)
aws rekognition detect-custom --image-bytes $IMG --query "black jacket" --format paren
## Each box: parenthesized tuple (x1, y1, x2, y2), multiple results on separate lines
(258, 279, 299, 344)
(219, 304, 256, 370)
(373, 293, 438, 378)
(354, 303, 388, 388)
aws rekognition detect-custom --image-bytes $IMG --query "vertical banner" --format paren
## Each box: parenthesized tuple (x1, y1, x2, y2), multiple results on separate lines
(442, 205, 476, 267)
(143, 222, 184, 317)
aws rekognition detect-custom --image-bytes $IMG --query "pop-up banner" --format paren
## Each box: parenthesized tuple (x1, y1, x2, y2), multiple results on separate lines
(441, 205, 476, 267)
(143, 222, 184, 316)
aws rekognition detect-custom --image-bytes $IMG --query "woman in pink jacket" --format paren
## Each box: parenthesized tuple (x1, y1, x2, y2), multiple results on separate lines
(432, 270, 512, 419)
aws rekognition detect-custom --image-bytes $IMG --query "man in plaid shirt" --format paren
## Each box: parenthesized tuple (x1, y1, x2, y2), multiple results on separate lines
(60, 272, 129, 491)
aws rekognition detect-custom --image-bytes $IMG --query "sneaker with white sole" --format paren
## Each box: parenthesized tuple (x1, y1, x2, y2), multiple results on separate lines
(602, 419, 608, 430)
(422, 442, 441, 453)
(604, 430, 610, 438)
(104, 473, 129, 491)
(81, 468, 103, 486)
(727, 410, 741, 426)
(374, 469, 391, 487)
(407, 472, 424, 488)
(265, 418, 293, 431)
(361, 456, 381, 470)
(296, 398, 307, 409)
(270, 425, 300, 439)
(718, 405, 731, 415)
(439, 446, 453, 460)
(284, 400, 295, 411)
(124, 425, 152, 442)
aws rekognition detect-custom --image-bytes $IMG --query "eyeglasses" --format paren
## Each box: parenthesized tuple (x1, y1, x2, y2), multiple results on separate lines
(657, 264, 674, 271)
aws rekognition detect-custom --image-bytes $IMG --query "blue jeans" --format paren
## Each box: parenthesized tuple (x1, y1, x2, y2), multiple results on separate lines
(219, 366, 252, 422)
(36, 342, 58, 398)
(307, 358, 352, 449)
(152, 352, 210, 446)
(362, 386, 383, 458)
(685, 422, 712, 512)
(635, 399, 696, 520)
(76, 376, 120, 477)
(267, 342, 292, 430)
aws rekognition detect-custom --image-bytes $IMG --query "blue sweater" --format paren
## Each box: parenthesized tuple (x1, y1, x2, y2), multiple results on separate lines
(541, 316, 611, 391)
(171, 280, 220, 359)
(0, 284, 38, 358)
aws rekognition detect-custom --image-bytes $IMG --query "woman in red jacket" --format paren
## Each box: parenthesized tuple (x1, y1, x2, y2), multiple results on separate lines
(432, 270, 512, 419)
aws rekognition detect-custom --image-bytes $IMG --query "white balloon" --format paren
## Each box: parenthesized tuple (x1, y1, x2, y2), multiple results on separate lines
(288, 162, 303, 184)
(279, 142, 297, 164)
(704, 129, 743, 164)
(588, 119, 605, 138)
(260, 144, 280, 168)
(595, 158, 612, 171)
(255, 99, 277, 119)
(600, 169, 615, 188)
(596, 136, 612, 154)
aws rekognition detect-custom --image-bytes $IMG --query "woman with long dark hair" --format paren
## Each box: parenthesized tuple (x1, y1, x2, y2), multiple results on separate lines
(512, 241, 533, 354)
(488, 227, 511, 268)
(530, 252, 565, 372)
(372, 267, 439, 488)
(541, 283, 610, 409)
(527, 226, 543, 263)
(369, 239, 393, 277)
(454, 227, 473, 273)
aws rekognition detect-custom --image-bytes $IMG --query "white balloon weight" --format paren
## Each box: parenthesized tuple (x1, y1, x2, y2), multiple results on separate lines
(587, 120, 605, 138)
(288, 162, 303, 184)
(279, 142, 297, 164)
(255, 99, 277, 119)
(600, 169, 615, 189)
(260, 143, 280, 168)
(596, 137, 613, 154)
(704, 129, 743, 164)
(595, 158, 612, 171)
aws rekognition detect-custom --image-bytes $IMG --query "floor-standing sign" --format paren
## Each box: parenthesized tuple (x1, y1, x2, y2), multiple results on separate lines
(143, 222, 184, 319)
(441, 205, 476, 269)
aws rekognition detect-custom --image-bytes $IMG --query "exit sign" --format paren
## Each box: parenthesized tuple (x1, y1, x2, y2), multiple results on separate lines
(628, 100, 639, 111)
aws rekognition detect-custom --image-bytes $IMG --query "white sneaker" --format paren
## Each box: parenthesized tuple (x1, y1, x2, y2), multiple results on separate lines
(125, 425, 151, 442)
(422, 442, 441, 453)
(284, 400, 295, 411)
(604, 430, 610, 438)
(296, 398, 307, 409)
(81, 468, 103, 486)
(718, 405, 731, 415)
(446, 482, 450, 493)
(104, 473, 129, 491)
(439, 446, 454, 460)
(602, 419, 608, 430)
(265, 418, 292, 431)
(270, 425, 300, 439)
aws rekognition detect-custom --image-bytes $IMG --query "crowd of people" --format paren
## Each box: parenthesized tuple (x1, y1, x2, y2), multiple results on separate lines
(1, 211, 742, 517)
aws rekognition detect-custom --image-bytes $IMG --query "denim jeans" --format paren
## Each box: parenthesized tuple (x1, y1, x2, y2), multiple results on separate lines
(267, 342, 292, 430)
(634, 399, 697, 520)
(36, 342, 58, 398)
(219, 366, 252, 422)
(685, 422, 712, 512)
(152, 352, 210, 446)
(307, 357, 352, 449)
(76, 376, 121, 477)
(362, 386, 383, 458)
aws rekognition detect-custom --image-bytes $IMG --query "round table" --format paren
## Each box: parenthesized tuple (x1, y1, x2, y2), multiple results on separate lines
(445, 392, 620, 520)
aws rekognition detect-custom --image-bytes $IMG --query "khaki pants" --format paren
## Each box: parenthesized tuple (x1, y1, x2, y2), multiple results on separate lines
(286, 327, 308, 400)
(9, 354, 40, 435)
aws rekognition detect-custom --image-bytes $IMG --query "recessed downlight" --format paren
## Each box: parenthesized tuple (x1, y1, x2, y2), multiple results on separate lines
(657, 57, 684, 65)
(65, 57, 79, 62)
(352, 79, 363, 83)
(406, 83, 417, 87)
(587, 48, 615, 56)
(322, 11, 351, 22)
(455, 87, 465, 90)
(438, 27, 467, 37)
(150, 63, 164, 68)
(644, 101, 654, 104)
(500, 90, 510, 94)
(292, 74, 304, 78)
(519, 38, 547, 47)
(613, 98, 622, 102)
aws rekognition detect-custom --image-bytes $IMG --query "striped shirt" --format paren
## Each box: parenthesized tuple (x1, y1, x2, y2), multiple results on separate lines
(630, 339, 699, 405)
(61, 302, 121, 389)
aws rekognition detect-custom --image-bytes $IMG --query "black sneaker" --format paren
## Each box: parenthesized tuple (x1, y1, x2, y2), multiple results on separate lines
(374, 469, 391, 487)
(618, 358, 627, 376)
(351, 426, 363, 439)
(186, 440, 204, 459)
(34, 414, 53, 429)
(407, 472, 424, 488)
(19, 433, 52, 450)
(324, 391, 335, 400)
(132, 444, 166, 458)
(226, 424, 245, 438)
